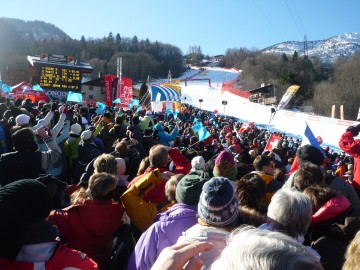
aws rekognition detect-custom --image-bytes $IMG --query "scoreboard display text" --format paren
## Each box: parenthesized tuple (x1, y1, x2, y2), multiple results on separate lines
(39, 65, 81, 91)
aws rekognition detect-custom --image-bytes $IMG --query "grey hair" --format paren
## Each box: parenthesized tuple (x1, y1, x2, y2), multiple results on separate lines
(210, 226, 323, 270)
(266, 188, 312, 238)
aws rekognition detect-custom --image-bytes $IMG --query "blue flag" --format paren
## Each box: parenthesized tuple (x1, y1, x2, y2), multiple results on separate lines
(166, 108, 173, 116)
(32, 84, 44, 92)
(96, 102, 107, 115)
(113, 98, 121, 104)
(1, 84, 12, 94)
(192, 122, 203, 133)
(193, 117, 200, 124)
(135, 106, 142, 113)
(67, 91, 83, 103)
(302, 123, 325, 157)
(192, 122, 210, 141)
(198, 126, 211, 141)
(128, 98, 140, 108)
(173, 112, 178, 120)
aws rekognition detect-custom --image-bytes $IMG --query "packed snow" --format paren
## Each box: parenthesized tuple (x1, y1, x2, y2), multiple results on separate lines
(170, 67, 358, 152)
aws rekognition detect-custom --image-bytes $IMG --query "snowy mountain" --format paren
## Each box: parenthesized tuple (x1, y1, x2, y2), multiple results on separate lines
(262, 32, 360, 63)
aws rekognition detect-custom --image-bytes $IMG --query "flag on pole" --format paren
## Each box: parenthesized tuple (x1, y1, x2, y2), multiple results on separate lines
(128, 98, 139, 108)
(192, 122, 203, 133)
(1, 84, 11, 93)
(198, 126, 211, 141)
(134, 106, 142, 114)
(288, 122, 325, 175)
(192, 122, 211, 141)
(113, 98, 121, 104)
(276, 85, 300, 111)
(238, 122, 254, 133)
(264, 134, 281, 152)
(66, 91, 83, 103)
(270, 85, 300, 124)
(96, 102, 107, 115)
(166, 108, 173, 116)
(32, 84, 44, 92)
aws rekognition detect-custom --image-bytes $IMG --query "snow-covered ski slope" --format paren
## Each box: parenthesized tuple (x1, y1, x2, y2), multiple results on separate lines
(174, 67, 357, 152)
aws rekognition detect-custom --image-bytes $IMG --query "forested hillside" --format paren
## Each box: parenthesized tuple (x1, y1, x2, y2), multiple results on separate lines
(0, 18, 185, 85)
(1, 18, 360, 120)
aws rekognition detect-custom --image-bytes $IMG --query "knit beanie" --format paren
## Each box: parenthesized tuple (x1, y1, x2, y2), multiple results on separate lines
(15, 114, 30, 126)
(191, 156, 206, 171)
(198, 177, 238, 227)
(70, 123, 82, 135)
(175, 171, 209, 205)
(81, 129, 92, 141)
(296, 145, 324, 166)
(0, 179, 53, 260)
(12, 128, 38, 152)
(213, 150, 238, 181)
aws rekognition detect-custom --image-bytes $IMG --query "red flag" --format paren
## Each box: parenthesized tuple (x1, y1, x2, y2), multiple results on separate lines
(264, 134, 281, 151)
(239, 122, 255, 133)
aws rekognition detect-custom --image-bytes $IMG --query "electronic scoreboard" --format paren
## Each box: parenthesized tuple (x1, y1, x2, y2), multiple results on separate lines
(39, 65, 81, 91)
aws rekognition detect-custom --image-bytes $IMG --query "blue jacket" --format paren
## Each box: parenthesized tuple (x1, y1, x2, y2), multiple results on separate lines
(127, 203, 197, 270)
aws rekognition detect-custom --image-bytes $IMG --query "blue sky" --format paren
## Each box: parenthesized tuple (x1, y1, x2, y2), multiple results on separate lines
(1, 0, 359, 56)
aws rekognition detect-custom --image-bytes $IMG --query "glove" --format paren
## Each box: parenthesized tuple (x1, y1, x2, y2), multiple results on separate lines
(346, 124, 360, 136)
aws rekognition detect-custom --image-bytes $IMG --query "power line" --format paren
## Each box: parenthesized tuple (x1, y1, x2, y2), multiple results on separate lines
(283, 0, 303, 39)
(252, 0, 286, 42)
(290, 0, 306, 34)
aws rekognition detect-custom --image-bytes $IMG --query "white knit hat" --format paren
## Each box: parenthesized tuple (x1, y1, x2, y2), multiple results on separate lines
(70, 123, 82, 135)
(15, 114, 30, 126)
(191, 156, 206, 171)
(81, 130, 92, 141)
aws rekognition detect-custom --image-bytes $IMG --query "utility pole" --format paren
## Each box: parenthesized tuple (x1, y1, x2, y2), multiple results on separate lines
(117, 57, 122, 103)
(167, 70, 172, 84)
(303, 35, 308, 58)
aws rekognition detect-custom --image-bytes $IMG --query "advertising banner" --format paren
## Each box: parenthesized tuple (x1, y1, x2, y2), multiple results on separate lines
(117, 77, 133, 107)
(104, 74, 116, 107)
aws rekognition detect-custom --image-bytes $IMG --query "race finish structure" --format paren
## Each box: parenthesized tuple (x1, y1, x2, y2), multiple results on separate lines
(28, 53, 94, 101)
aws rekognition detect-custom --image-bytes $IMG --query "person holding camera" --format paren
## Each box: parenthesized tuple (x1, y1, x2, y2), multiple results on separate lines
(0, 126, 62, 186)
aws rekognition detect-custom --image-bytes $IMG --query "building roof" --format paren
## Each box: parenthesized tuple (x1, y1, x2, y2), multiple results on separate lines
(27, 55, 94, 73)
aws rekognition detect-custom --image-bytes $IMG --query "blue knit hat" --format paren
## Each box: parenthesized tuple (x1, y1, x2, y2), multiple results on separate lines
(198, 177, 238, 227)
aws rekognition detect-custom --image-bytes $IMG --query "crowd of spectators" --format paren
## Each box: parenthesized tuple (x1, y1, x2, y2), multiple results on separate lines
(0, 96, 360, 270)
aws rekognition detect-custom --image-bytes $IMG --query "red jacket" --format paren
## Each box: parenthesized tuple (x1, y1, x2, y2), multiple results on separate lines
(128, 148, 191, 203)
(49, 200, 123, 269)
(0, 242, 98, 270)
(339, 130, 360, 189)
(311, 194, 351, 226)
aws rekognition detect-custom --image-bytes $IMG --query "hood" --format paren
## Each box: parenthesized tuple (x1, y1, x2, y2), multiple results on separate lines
(311, 194, 351, 226)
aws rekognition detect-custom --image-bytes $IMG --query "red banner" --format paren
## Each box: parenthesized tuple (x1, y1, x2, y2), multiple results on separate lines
(104, 74, 116, 107)
(117, 77, 133, 107)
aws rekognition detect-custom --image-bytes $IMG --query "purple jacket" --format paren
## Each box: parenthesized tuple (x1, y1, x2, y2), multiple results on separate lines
(127, 203, 197, 270)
